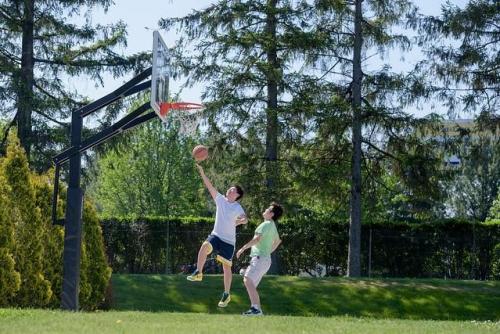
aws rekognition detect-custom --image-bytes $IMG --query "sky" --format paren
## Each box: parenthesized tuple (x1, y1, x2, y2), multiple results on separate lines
(72, 0, 469, 119)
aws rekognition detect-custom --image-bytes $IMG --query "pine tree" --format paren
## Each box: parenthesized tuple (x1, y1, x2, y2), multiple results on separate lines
(32, 170, 64, 307)
(446, 125, 500, 221)
(0, 0, 150, 169)
(159, 0, 333, 203)
(0, 169, 20, 306)
(411, 0, 499, 118)
(307, 0, 428, 276)
(3, 130, 51, 306)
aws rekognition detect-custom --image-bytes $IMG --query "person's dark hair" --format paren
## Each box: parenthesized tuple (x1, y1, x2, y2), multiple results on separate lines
(270, 202, 283, 221)
(233, 185, 244, 201)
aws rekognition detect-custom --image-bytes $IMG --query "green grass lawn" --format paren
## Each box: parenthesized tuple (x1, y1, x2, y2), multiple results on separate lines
(111, 274, 500, 321)
(1, 275, 499, 334)
(1, 308, 499, 334)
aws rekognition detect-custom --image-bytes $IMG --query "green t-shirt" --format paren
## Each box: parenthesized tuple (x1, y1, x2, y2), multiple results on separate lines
(250, 220, 279, 257)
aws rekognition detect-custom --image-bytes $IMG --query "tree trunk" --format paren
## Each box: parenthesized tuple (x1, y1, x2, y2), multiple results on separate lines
(18, 0, 35, 158)
(265, 0, 280, 274)
(347, 0, 363, 277)
(265, 0, 279, 201)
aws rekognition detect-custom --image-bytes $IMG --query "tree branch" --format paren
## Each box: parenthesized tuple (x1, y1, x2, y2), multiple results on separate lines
(0, 113, 17, 154)
(362, 139, 402, 163)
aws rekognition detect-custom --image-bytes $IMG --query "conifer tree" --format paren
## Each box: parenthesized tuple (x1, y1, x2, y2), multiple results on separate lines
(161, 1, 441, 277)
(306, 0, 428, 276)
(159, 0, 332, 203)
(0, 171, 20, 305)
(0, 0, 150, 169)
(32, 170, 64, 307)
(3, 130, 51, 306)
(411, 0, 499, 118)
(79, 199, 111, 310)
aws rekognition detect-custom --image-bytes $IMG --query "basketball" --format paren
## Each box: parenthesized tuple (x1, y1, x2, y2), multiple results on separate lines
(192, 145, 209, 162)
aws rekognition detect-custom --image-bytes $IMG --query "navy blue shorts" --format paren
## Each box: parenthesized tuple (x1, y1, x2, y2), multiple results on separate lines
(205, 234, 235, 266)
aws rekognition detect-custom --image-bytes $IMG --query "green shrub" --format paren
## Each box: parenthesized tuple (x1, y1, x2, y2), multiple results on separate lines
(491, 243, 500, 280)
(2, 131, 52, 307)
(32, 171, 64, 308)
(0, 174, 20, 305)
(80, 200, 112, 310)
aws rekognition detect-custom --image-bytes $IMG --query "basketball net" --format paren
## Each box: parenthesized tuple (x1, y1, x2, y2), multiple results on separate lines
(159, 102, 204, 137)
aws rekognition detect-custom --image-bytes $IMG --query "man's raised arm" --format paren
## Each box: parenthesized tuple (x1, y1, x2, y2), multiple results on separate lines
(196, 164, 218, 201)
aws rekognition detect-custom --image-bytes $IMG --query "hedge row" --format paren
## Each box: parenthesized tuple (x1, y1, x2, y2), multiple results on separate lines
(100, 216, 500, 280)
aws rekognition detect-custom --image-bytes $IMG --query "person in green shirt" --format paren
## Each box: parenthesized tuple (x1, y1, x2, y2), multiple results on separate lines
(236, 202, 283, 316)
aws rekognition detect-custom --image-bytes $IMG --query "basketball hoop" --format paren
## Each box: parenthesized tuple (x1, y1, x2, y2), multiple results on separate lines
(159, 102, 204, 117)
(158, 101, 204, 137)
(150, 31, 203, 137)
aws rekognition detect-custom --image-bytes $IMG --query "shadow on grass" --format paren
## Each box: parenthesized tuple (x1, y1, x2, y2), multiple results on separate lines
(111, 274, 500, 321)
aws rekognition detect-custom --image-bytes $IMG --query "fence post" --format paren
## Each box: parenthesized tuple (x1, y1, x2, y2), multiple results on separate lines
(368, 227, 372, 278)
(165, 220, 171, 274)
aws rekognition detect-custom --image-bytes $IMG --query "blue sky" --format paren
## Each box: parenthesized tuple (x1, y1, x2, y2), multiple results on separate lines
(74, 0, 469, 119)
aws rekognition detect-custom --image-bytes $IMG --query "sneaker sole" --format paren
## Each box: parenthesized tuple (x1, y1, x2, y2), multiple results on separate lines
(217, 296, 231, 307)
(186, 277, 202, 282)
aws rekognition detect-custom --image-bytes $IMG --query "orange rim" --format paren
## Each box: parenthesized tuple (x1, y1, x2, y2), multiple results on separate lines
(159, 102, 204, 117)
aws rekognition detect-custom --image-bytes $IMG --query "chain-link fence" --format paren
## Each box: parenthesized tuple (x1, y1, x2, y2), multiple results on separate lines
(100, 218, 500, 280)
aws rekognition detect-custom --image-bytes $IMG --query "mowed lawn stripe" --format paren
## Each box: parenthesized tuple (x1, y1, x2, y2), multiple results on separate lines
(0, 309, 499, 334)
(111, 274, 499, 320)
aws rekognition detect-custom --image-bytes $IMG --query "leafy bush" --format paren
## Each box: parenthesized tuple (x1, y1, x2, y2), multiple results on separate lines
(2, 131, 51, 307)
(80, 200, 112, 310)
(0, 130, 112, 309)
(32, 171, 64, 308)
(0, 170, 20, 305)
(491, 243, 500, 280)
(101, 215, 500, 280)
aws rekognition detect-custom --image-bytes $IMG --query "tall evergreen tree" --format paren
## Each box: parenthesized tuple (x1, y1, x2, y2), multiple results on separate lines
(160, 1, 441, 276)
(411, 0, 499, 118)
(445, 124, 500, 221)
(159, 0, 332, 204)
(31, 169, 64, 307)
(2, 130, 51, 306)
(0, 170, 21, 306)
(0, 0, 149, 169)
(308, 0, 429, 276)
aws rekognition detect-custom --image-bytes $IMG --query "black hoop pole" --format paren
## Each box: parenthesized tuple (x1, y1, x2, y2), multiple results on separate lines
(55, 67, 155, 311)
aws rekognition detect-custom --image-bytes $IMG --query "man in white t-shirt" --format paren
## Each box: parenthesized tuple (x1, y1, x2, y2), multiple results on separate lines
(187, 164, 248, 308)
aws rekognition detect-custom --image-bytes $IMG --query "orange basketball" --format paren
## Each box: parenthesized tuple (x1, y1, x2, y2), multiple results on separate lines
(192, 145, 209, 162)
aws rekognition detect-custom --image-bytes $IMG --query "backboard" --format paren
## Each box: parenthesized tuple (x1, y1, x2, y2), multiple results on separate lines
(150, 30, 204, 137)
(151, 30, 169, 121)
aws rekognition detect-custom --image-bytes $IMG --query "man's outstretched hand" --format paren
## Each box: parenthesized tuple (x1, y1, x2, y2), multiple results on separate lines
(236, 214, 248, 226)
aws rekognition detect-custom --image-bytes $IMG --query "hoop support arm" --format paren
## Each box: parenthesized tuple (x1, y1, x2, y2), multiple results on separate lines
(78, 67, 152, 118)
(54, 102, 151, 165)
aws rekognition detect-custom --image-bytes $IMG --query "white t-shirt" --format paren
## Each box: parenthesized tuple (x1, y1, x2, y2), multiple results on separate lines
(211, 193, 245, 245)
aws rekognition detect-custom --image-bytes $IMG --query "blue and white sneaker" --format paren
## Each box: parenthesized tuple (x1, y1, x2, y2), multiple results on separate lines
(217, 292, 231, 307)
(242, 306, 263, 316)
(187, 269, 203, 282)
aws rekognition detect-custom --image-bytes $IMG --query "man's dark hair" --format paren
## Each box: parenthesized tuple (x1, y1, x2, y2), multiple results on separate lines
(270, 202, 283, 221)
(233, 185, 244, 201)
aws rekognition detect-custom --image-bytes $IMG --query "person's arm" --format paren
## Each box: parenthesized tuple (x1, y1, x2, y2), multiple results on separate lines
(270, 238, 282, 253)
(236, 234, 262, 259)
(196, 164, 218, 201)
(235, 214, 248, 226)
